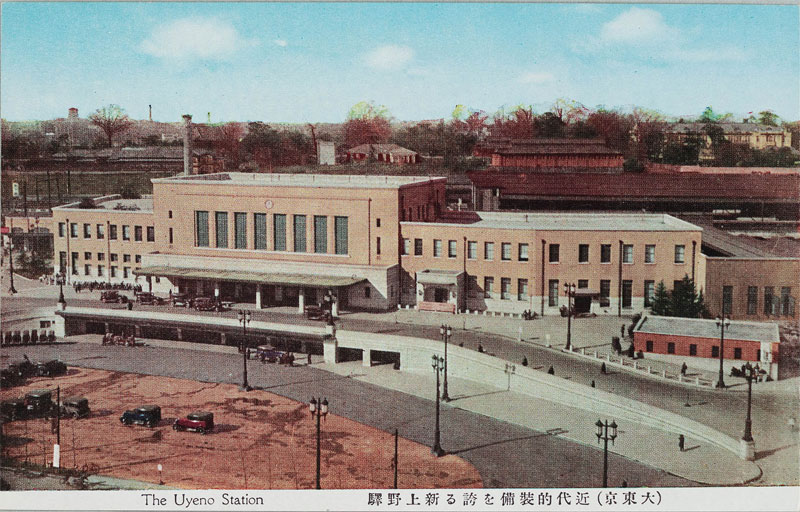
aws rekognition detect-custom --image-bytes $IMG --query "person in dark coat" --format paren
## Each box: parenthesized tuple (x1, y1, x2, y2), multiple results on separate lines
(547, 366, 555, 375)
(679, 434, 685, 452)
(681, 362, 688, 376)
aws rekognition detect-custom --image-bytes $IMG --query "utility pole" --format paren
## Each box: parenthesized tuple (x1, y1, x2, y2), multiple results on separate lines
(7, 238, 17, 294)
(393, 428, 399, 489)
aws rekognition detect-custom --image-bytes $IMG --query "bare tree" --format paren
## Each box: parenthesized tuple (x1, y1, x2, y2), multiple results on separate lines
(89, 104, 133, 147)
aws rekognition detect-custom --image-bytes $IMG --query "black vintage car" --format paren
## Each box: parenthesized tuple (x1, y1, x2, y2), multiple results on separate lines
(61, 397, 90, 419)
(35, 359, 68, 377)
(136, 292, 165, 305)
(120, 405, 161, 427)
(100, 290, 128, 304)
(24, 389, 56, 418)
(1, 368, 22, 388)
(8, 359, 36, 378)
(1, 398, 27, 422)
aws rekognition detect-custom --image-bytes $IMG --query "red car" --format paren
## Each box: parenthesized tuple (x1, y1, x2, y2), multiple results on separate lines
(173, 411, 214, 434)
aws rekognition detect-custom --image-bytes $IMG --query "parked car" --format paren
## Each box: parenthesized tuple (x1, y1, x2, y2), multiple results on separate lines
(0, 368, 22, 388)
(8, 359, 36, 378)
(60, 397, 90, 419)
(256, 345, 285, 363)
(136, 292, 165, 306)
(1, 398, 27, 422)
(101, 290, 128, 304)
(171, 293, 192, 307)
(24, 389, 56, 418)
(120, 405, 161, 427)
(193, 297, 224, 312)
(35, 359, 67, 377)
(173, 411, 214, 434)
(304, 305, 328, 321)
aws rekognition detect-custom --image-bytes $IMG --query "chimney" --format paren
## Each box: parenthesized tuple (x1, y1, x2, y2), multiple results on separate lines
(149, 105, 152, 122)
(68, 107, 78, 119)
(207, 112, 211, 123)
(182, 114, 193, 176)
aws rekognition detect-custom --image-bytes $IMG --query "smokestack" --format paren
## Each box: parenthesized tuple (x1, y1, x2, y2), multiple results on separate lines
(182, 114, 193, 176)
(207, 112, 211, 123)
(149, 105, 152, 122)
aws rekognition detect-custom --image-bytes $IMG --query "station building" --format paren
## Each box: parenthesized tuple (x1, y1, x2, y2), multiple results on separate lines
(51, 172, 713, 318)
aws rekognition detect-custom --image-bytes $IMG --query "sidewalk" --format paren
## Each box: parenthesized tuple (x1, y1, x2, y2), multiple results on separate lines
(320, 360, 762, 486)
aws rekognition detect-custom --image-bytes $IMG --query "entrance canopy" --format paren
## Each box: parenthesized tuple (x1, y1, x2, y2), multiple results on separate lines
(416, 269, 464, 286)
(575, 288, 600, 297)
(135, 266, 365, 288)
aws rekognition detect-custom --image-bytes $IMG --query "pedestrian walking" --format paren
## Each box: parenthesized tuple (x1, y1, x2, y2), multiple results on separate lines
(681, 362, 688, 376)
(308, 353, 312, 365)
(789, 417, 796, 433)
(478, 343, 484, 353)
(621, 324, 626, 339)
(601, 362, 607, 374)
(591, 380, 595, 388)
(547, 366, 555, 375)
(522, 356, 528, 367)
(678, 434, 685, 452)
(621, 480, 628, 488)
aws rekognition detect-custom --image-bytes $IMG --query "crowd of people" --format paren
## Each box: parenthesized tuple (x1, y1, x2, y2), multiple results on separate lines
(38, 274, 143, 294)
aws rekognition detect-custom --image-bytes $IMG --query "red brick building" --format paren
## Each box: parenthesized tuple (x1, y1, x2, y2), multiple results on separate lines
(633, 315, 780, 379)
(488, 138, 624, 169)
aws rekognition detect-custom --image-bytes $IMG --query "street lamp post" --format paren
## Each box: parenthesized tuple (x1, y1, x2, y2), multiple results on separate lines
(7, 240, 17, 294)
(237, 310, 252, 391)
(504, 363, 516, 391)
(309, 397, 329, 489)
(56, 273, 66, 308)
(715, 314, 730, 389)
(595, 419, 618, 488)
(440, 325, 452, 402)
(564, 283, 576, 351)
(431, 355, 445, 457)
(740, 362, 756, 460)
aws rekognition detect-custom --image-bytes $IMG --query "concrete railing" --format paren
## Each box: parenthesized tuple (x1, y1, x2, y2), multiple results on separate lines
(569, 347, 716, 388)
(335, 330, 741, 457)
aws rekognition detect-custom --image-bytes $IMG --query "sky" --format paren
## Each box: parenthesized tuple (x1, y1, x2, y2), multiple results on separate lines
(2, 2, 798, 123)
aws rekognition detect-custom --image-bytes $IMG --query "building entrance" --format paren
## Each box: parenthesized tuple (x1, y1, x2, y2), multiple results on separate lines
(434, 288, 448, 303)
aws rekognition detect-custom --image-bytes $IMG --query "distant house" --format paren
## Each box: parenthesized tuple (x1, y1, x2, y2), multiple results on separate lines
(346, 144, 419, 164)
(477, 138, 624, 171)
(664, 122, 793, 160)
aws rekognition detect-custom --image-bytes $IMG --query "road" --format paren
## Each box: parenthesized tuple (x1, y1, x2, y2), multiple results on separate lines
(1, 341, 689, 488)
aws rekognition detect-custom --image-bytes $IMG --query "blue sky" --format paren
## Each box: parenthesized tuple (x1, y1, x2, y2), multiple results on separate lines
(2, 2, 798, 123)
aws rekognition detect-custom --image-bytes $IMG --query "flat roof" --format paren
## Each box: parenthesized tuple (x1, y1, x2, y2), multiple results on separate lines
(404, 212, 701, 232)
(152, 172, 445, 189)
(54, 197, 153, 213)
(635, 315, 779, 344)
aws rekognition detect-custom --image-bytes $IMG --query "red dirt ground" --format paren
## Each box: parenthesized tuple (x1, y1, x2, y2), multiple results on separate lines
(1, 368, 482, 489)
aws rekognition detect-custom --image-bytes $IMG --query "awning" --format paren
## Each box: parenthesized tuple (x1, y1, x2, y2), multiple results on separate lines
(134, 266, 365, 288)
(416, 269, 463, 285)
(575, 288, 600, 297)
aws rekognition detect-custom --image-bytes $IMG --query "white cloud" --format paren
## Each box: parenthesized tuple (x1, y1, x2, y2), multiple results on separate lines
(519, 71, 556, 84)
(140, 18, 257, 61)
(274, 39, 288, 47)
(364, 45, 414, 70)
(600, 7, 678, 45)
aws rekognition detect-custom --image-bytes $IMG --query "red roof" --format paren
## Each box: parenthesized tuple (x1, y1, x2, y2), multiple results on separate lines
(467, 171, 800, 201)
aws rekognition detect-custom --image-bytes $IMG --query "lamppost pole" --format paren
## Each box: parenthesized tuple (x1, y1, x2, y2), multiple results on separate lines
(564, 283, 575, 351)
(7, 240, 17, 294)
(57, 273, 66, 307)
(309, 397, 328, 489)
(740, 363, 756, 460)
(440, 325, 452, 402)
(237, 310, 252, 391)
(716, 314, 730, 389)
(595, 419, 618, 488)
(431, 355, 445, 457)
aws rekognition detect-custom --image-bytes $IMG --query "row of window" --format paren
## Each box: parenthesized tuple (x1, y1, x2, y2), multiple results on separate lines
(59, 251, 141, 274)
(73, 264, 136, 279)
(59, 222, 155, 242)
(728, 285, 795, 317)
(643, 340, 750, 360)
(195, 212, 348, 255)
(402, 239, 687, 264)
(474, 277, 638, 308)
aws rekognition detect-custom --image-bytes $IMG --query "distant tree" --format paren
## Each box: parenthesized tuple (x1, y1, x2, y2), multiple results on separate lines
(241, 122, 280, 166)
(491, 105, 535, 139)
(533, 112, 566, 138)
(587, 110, 634, 153)
(89, 104, 133, 147)
(566, 120, 598, 139)
(77, 197, 96, 209)
(216, 122, 245, 166)
(699, 106, 720, 123)
(343, 101, 392, 147)
(120, 186, 141, 199)
(757, 110, 780, 127)
(650, 281, 671, 316)
(550, 98, 590, 124)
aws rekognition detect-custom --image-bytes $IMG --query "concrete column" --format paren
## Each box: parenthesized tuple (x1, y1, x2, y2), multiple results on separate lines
(234, 283, 242, 300)
(176, 328, 183, 341)
(331, 293, 338, 317)
(214, 282, 220, 299)
(255, 286, 262, 309)
(298, 288, 305, 313)
(362, 349, 372, 367)
(134, 325, 142, 337)
(220, 332, 226, 345)
(104, 322, 110, 333)
(323, 337, 338, 364)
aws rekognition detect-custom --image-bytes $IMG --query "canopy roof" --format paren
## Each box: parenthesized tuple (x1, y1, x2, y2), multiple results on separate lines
(135, 266, 365, 288)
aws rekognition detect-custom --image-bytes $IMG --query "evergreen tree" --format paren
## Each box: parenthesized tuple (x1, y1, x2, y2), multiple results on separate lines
(650, 281, 671, 316)
(668, 276, 708, 318)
